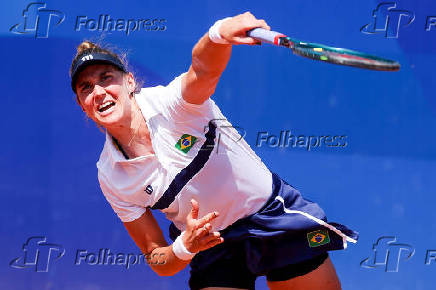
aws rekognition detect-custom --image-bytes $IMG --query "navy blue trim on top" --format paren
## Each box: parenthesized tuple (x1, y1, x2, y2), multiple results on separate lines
(151, 120, 217, 210)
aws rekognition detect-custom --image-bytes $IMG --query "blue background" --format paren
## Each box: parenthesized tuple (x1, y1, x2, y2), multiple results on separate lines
(1, 0, 435, 289)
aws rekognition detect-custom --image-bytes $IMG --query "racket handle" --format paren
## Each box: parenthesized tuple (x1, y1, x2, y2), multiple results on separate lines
(247, 28, 287, 46)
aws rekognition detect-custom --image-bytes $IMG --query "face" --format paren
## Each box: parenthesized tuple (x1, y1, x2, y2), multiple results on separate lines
(75, 64, 136, 128)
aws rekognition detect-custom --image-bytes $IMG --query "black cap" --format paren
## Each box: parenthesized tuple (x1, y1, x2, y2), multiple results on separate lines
(70, 52, 127, 93)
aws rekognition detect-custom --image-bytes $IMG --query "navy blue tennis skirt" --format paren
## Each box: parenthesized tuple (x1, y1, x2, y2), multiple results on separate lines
(169, 172, 359, 275)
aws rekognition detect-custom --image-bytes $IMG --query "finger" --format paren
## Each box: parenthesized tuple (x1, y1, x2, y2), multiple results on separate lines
(256, 19, 271, 30)
(240, 19, 271, 32)
(242, 11, 254, 17)
(188, 199, 199, 221)
(204, 236, 224, 249)
(201, 231, 221, 242)
(196, 211, 219, 228)
(232, 36, 261, 45)
(197, 232, 222, 248)
(196, 223, 212, 238)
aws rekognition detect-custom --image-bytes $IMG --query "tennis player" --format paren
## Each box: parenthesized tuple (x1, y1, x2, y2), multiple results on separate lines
(70, 12, 358, 290)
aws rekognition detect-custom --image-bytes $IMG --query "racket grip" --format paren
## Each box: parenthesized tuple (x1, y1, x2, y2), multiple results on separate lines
(246, 28, 287, 46)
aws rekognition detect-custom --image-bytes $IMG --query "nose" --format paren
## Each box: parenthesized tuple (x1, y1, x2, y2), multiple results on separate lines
(93, 84, 106, 97)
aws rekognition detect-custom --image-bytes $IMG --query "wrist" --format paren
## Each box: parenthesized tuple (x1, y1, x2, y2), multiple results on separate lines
(172, 231, 196, 261)
(208, 17, 232, 44)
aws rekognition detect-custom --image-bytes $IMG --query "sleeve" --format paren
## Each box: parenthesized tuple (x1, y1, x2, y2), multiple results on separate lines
(98, 173, 147, 223)
(136, 73, 215, 123)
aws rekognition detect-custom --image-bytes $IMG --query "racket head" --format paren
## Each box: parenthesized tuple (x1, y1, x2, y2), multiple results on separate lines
(280, 37, 400, 71)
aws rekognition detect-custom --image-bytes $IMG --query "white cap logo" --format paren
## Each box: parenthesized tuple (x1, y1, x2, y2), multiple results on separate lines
(81, 54, 93, 62)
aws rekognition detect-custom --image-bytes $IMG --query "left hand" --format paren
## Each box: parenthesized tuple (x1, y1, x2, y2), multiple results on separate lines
(219, 12, 271, 45)
(182, 199, 223, 254)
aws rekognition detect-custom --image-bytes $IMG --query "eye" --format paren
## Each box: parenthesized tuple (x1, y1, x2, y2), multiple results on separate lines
(78, 83, 93, 97)
(81, 83, 92, 93)
(102, 74, 113, 82)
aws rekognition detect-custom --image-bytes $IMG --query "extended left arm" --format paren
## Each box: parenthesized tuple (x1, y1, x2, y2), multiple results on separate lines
(182, 12, 270, 105)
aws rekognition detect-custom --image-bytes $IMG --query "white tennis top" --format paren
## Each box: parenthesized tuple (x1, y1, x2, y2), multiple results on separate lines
(96, 73, 272, 232)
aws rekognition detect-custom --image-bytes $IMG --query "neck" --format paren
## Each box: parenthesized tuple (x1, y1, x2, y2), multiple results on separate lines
(106, 100, 152, 158)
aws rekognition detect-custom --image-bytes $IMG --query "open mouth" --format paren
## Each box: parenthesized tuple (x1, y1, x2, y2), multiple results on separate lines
(98, 101, 115, 113)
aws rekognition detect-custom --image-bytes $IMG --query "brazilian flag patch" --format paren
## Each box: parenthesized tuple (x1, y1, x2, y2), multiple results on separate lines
(175, 134, 198, 153)
(307, 229, 330, 248)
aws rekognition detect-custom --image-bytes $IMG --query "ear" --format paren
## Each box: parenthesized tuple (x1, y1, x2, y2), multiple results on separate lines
(125, 72, 136, 95)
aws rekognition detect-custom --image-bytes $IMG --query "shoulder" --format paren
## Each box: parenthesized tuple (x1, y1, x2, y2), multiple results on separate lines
(135, 73, 220, 123)
(134, 74, 185, 120)
(136, 73, 185, 101)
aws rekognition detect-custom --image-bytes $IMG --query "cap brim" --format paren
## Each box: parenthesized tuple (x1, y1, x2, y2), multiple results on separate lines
(70, 52, 127, 93)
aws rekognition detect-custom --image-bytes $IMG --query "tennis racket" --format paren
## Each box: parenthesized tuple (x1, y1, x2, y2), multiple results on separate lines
(247, 28, 400, 71)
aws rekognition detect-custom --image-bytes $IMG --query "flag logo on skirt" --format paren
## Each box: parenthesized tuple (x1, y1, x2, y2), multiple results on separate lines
(307, 229, 330, 247)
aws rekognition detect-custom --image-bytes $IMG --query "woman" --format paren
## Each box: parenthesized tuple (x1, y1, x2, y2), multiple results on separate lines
(70, 12, 358, 290)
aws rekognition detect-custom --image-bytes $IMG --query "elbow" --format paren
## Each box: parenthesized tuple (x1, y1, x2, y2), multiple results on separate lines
(151, 265, 177, 277)
(142, 248, 176, 277)
(147, 251, 179, 277)
(184, 66, 219, 104)
(191, 56, 224, 78)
